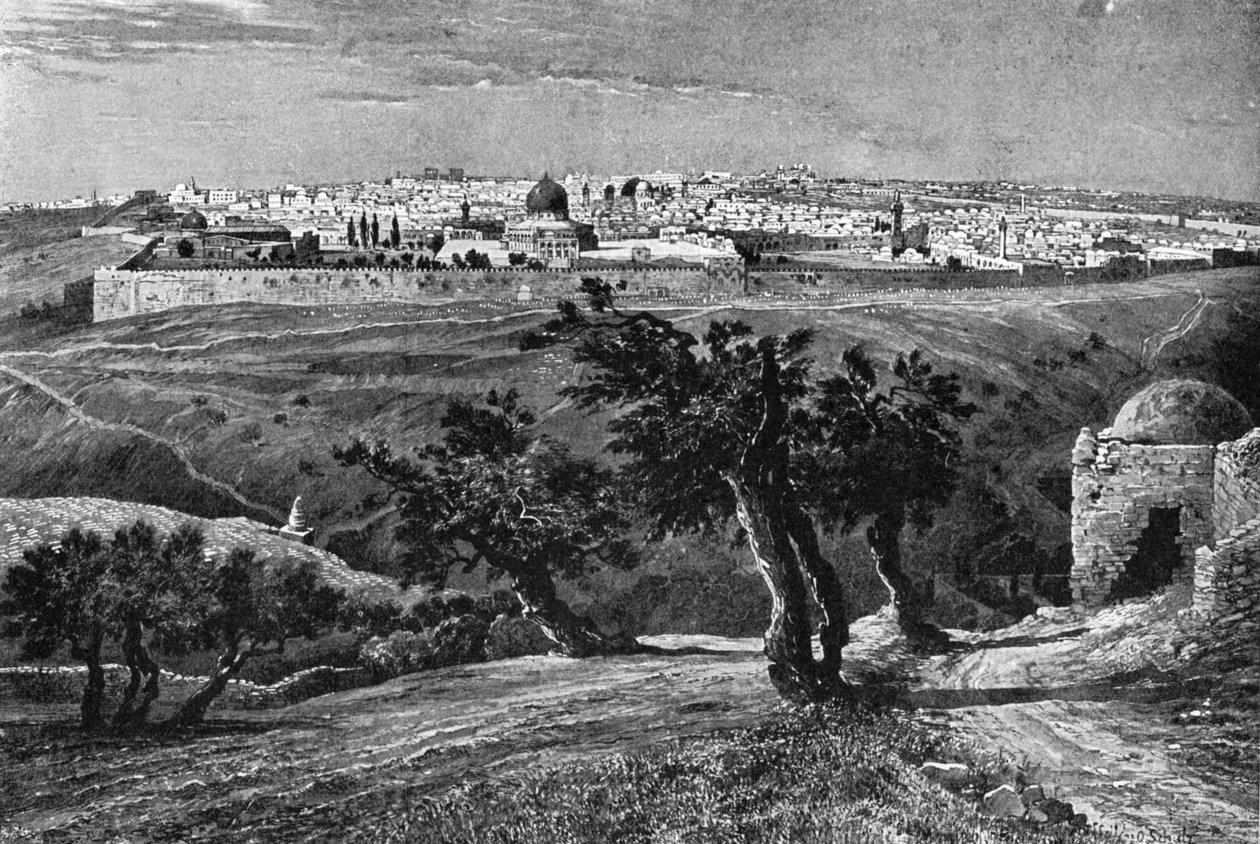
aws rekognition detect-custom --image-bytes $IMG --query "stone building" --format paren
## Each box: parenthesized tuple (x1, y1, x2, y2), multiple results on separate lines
(504, 174, 596, 267)
(1069, 379, 1257, 609)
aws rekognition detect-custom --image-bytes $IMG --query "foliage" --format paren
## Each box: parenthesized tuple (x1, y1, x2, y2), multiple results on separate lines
(175, 238, 195, 259)
(334, 389, 636, 655)
(508, 251, 528, 266)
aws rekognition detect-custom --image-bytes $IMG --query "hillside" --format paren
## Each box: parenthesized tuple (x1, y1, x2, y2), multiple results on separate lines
(0, 267, 1256, 631)
(0, 497, 403, 603)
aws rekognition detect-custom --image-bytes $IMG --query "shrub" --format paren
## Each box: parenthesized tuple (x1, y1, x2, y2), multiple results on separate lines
(359, 630, 435, 680)
(292, 394, 310, 407)
(273, 412, 289, 425)
(238, 421, 264, 445)
(205, 407, 229, 426)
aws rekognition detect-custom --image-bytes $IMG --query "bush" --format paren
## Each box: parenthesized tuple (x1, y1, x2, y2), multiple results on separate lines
(273, 412, 289, 425)
(359, 630, 435, 680)
(238, 421, 264, 445)
(205, 407, 229, 426)
(336, 594, 404, 638)
(292, 394, 310, 407)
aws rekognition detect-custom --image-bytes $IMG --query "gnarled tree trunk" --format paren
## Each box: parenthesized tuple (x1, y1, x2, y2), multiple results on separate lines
(507, 563, 637, 658)
(784, 499, 849, 694)
(166, 642, 249, 728)
(867, 509, 948, 652)
(112, 624, 160, 729)
(71, 633, 106, 731)
(728, 477, 825, 703)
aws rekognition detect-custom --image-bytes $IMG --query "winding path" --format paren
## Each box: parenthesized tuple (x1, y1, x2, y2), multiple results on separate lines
(0, 362, 284, 523)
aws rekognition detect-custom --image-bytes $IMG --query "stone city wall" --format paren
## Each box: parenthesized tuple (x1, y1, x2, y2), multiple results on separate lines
(1213, 430, 1260, 540)
(90, 266, 732, 322)
(1069, 428, 1215, 606)
(1192, 516, 1260, 626)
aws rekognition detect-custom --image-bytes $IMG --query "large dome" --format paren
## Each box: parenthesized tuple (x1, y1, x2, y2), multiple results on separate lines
(1111, 379, 1253, 445)
(179, 209, 208, 230)
(525, 175, 568, 215)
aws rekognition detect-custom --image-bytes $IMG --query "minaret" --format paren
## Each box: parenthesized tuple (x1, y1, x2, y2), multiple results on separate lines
(891, 191, 905, 253)
(461, 195, 471, 225)
(581, 181, 590, 208)
(999, 216, 1009, 260)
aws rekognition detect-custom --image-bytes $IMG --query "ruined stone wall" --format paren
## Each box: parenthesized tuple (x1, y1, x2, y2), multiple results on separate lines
(1069, 428, 1215, 606)
(1213, 431, 1260, 540)
(90, 266, 730, 322)
(1192, 517, 1260, 626)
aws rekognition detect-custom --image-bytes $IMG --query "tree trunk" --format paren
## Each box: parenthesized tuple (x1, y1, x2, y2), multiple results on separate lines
(508, 563, 636, 658)
(784, 500, 849, 694)
(728, 477, 826, 704)
(112, 624, 143, 728)
(166, 645, 248, 729)
(72, 634, 106, 731)
(130, 640, 161, 727)
(867, 510, 948, 652)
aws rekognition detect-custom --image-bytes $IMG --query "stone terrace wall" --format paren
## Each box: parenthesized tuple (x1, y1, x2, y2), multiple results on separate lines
(90, 266, 730, 322)
(1070, 428, 1215, 606)
(0, 663, 372, 711)
(1213, 430, 1260, 540)
(1192, 517, 1260, 627)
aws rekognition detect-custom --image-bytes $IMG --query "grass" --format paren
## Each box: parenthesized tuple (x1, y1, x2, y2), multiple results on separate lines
(264, 705, 1174, 844)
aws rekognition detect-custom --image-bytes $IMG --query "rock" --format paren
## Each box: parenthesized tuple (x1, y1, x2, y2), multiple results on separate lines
(982, 784, 1026, 818)
(1026, 806, 1050, 824)
(485, 614, 554, 660)
(430, 614, 490, 668)
(1040, 799, 1076, 824)
(1020, 784, 1046, 805)
(919, 761, 970, 786)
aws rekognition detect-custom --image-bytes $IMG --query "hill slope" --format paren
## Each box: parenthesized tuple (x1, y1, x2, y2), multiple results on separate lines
(0, 268, 1256, 631)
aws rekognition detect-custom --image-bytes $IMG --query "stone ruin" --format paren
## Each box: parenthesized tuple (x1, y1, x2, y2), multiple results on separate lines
(1069, 379, 1259, 624)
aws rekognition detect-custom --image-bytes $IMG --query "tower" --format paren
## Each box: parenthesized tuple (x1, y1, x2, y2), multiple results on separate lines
(461, 195, 471, 225)
(998, 216, 1009, 260)
(890, 191, 905, 254)
(581, 181, 590, 207)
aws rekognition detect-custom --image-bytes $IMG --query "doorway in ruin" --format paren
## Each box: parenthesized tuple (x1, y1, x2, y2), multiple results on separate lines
(1109, 506, 1182, 602)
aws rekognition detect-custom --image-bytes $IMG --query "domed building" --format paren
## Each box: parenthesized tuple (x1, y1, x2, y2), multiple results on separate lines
(1069, 379, 1258, 607)
(505, 174, 593, 267)
(1110, 379, 1252, 445)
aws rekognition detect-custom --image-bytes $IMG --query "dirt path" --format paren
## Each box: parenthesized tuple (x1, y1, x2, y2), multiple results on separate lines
(0, 362, 284, 523)
(1140, 289, 1211, 369)
(914, 627, 1257, 842)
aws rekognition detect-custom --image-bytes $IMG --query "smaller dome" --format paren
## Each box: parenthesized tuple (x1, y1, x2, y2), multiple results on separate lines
(1111, 379, 1253, 445)
(180, 209, 208, 230)
(525, 175, 568, 215)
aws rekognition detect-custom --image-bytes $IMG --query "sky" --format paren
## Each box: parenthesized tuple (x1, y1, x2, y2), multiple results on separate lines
(0, 0, 1257, 203)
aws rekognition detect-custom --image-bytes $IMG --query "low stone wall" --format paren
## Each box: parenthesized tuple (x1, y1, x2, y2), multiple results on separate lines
(0, 663, 372, 711)
(1192, 517, 1260, 626)
(1070, 429, 1214, 606)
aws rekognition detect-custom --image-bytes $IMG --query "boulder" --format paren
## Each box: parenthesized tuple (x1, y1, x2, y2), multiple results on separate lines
(430, 614, 490, 668)
(919, 761, 970, 787)
(982, 784, 1026, 818)
(1026, 806, 1050, 824)
(485, 614, 554, 660)
(1020, 784, 1046, 805)
(1040, 798, 1076, 824)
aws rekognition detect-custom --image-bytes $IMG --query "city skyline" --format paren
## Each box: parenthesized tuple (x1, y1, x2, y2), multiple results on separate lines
(1, 0, 1258, 204)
